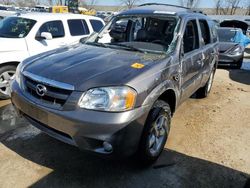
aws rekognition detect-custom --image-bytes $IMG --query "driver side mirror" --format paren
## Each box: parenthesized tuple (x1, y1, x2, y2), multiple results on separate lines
(36, 32, 53, 40)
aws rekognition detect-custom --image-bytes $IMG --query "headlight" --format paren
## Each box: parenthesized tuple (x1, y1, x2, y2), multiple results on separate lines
(229, 46, 243, 55)
(15, 62, 23, 86)
(78, 86, 137, 112)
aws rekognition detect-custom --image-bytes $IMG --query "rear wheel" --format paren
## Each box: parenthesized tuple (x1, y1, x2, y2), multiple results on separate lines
(0, 65, 16, 99)
(195, 68, 215, 98)
(136, 100, 171, 165)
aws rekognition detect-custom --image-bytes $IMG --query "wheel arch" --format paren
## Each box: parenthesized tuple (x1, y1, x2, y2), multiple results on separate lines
(0, 61, 20, 68)
(158, 89, 177, 116)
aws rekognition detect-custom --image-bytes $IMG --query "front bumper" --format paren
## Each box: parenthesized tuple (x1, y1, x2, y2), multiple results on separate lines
(11, 81, 150, 157)
(218, 52, 243, 66)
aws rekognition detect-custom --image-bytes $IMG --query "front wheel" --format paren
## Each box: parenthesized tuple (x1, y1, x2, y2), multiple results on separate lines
(136, 100, 171, 165)
(0, 65, 16, 99)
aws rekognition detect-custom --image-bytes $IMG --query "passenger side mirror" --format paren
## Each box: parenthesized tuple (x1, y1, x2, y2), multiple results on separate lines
(36, 32, 53, 41)
(41, 32, 53, 40)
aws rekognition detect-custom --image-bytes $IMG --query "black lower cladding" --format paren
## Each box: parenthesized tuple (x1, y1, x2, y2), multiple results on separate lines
(11, 81, 150, 157)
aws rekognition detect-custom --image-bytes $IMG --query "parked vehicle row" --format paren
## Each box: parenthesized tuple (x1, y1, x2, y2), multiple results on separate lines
(11, 3, 218, 164)
(0, 13, 104, 99)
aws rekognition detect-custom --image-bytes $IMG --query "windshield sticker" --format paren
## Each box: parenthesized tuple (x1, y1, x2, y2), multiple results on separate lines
(154, 11, 175, 15)
(131, 63, 145, 69)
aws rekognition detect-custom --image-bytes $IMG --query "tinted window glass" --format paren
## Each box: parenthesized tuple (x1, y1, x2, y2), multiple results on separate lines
(199, 20, 211, 45)
(217, 29, 238, 42)
(208, 20, 218, 43)
(0, 17, 36, 38)
(68, 19, 90, 36)
(90, 19, 104, 32)
(183, 20, 199, 53)
(38, 20, 65, 38)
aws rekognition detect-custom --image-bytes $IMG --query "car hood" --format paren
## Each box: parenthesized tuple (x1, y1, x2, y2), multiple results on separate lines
(0, 37, 27, 52)
(24, 44, 165, 91)
(218, 42, 238, 53)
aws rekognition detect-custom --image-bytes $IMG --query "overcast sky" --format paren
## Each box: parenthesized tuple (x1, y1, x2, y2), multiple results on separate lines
(91, 0, 216, 8)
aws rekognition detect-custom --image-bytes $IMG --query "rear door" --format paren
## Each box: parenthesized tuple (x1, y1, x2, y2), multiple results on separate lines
(198, 19, 218, 86)
(180, 18, 203, 101)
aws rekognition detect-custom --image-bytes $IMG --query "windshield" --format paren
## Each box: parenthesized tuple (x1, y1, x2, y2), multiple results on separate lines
(85, 15, 180, 54)
(0, 17, 36, 38)
(218, 29, 239, 42)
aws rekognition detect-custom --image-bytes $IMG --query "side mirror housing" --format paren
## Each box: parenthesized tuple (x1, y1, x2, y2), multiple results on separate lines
(41, 32, 53, 40)
(36, 32, 53, 40)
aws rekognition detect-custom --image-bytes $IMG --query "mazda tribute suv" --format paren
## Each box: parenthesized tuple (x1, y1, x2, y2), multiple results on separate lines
(11, 3, 218, 164)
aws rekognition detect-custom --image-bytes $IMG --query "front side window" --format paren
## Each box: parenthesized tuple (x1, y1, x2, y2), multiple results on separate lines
(0, 17, 36, 38)
(85, 15, 180, 54)
(183, 20, 199, 53)
(37, 20, 65, 38)
(68, 19, 90, 36)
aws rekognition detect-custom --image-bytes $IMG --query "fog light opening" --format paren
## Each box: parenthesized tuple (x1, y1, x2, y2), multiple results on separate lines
(103, 141, 113, 153)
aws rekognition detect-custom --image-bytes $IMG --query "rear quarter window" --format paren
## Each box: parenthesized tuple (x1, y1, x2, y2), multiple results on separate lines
(90, 19, 104, 32)
(68, 19, 90, 36)
(208, 20, 218, 43)
(199, 20, 211, 45)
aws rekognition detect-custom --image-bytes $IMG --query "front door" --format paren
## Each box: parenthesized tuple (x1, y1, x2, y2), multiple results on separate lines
(180, 19, 203, 101)
(28, 20, 67, 57)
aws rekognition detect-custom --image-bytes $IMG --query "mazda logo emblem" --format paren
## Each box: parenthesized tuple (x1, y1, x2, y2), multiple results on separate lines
(36, 84, 47, 97)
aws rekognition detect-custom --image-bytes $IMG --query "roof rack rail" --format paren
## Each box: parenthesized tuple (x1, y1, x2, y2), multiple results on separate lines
(139, 3, 190, 10)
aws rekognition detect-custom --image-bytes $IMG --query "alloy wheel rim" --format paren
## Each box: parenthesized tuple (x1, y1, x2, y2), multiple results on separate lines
(0, 70, 15, 96)
(148, 115, 168, 155)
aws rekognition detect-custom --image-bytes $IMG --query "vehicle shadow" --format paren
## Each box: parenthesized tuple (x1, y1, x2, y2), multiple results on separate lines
(1, 122, 249, 187)
(217, 66, 250, 86)
(228, 69, 250, 85)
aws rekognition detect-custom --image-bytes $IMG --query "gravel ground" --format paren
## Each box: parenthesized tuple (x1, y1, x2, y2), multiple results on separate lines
(0, 62, 250, 188)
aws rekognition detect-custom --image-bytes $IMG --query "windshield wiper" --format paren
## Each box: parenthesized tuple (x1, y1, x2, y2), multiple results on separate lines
(111, 43, 146, 53)
(85, 42, 108, 48)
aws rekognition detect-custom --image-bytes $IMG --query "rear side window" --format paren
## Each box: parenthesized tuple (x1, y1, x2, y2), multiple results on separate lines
(90, 19, 104, 32)
(183, 20, 199, 53)
(38, 20, 65, 38)
(68, 19, 90, 36)
(199, 20, 211, 45)
(208, 20, 218, 43)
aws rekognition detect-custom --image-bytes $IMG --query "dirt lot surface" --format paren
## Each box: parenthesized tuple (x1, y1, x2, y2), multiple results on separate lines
(0, 61, 250, 188)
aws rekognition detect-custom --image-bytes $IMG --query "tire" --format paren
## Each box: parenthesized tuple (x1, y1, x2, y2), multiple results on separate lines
(195, 68, 215, 99)
(0, 65, 16, 100)
(235, 59, 243, 69)
(136, 100, 171, 165)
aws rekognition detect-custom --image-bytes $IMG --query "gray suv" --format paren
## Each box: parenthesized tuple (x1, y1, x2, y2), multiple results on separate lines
(11, 4, 218, 164)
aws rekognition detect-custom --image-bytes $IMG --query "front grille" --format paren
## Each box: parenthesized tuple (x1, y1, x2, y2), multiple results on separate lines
(24, 76, 72, 107)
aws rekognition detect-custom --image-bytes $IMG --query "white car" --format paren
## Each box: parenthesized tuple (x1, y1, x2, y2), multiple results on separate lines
(0, 12, 105, 98)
